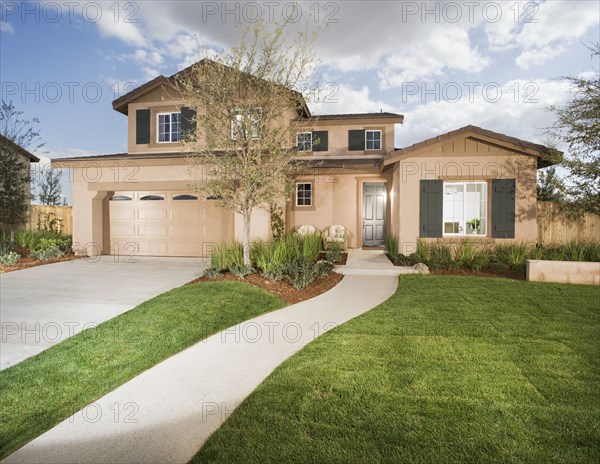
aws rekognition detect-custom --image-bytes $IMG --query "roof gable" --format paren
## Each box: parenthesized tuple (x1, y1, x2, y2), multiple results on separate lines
(385, 125, 557, 169)
(112, 59, 311, 118)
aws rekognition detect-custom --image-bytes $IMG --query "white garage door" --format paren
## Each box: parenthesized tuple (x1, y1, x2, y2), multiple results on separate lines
(108, 191, 234, 257)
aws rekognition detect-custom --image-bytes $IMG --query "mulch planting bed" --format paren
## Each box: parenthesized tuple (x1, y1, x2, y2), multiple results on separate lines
(188, 271, 344, 304)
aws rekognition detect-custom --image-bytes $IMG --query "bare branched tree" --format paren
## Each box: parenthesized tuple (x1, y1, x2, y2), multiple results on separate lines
(176, 21, 319, 266)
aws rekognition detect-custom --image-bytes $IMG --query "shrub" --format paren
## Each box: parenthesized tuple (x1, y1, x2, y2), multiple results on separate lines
(302, 233, 322, 263)
(203, 267, 223, 278)
(30, 245, 64, 261)
(385, 235, 399, 259)
(469, 248, 492, 271)
(454, 240, 475, 268)
(0, 251, 21, 266)
(14, 230, 36, 250)
(395, 253, 417, 266)
(325, 243, 343, 264)
(0, 239, 14, 255)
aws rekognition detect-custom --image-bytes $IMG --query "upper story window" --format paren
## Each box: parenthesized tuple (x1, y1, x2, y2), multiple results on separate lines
(157, 112, 181, 143)
(297, 132, 313, 151)
(365, 130, 382, 150)
(231, 108, 262, 140)
(443, 182, 487, 236)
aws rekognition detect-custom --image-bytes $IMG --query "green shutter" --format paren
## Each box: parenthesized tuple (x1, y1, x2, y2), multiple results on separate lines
(135, 109, 150, 145)
(492, 179, 516, 238)
(420, 180, 443, 238)
(348, 130, 365, 151)
(181, 107, 196, 141)
(312, 131, 328, 151)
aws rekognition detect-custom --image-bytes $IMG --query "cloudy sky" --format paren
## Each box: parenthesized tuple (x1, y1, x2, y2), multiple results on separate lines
(1, 0, 599, 202)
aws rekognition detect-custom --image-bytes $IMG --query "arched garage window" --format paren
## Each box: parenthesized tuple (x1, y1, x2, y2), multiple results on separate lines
(140, 195, 165, 201)
(110, 195, 132, 201)
(173, 194, 198, 200)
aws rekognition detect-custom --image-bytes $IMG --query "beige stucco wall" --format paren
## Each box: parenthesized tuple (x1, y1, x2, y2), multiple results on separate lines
(527, 260, 600, 285)
(287, 167, 390, 248)
(67, 158, 244, 256)
(295, 118, 398, 157)
(393, 136, 538, 255)
(127, 86, 301, 155)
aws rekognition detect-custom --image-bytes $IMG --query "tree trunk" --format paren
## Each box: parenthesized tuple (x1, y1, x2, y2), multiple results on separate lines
(242, 207, 252, 267)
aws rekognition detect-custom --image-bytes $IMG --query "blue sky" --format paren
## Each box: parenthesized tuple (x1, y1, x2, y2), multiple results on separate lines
(1, 0, 599, 203)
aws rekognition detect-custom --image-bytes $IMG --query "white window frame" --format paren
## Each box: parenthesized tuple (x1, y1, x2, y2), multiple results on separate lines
(157, 112, 181, 143)
(365, 130, 382, 150)
(231, 108, 262, 140)
(295, 182, 313, 207)
(296, 132, 313, 151)
(443, 181, 488, 237)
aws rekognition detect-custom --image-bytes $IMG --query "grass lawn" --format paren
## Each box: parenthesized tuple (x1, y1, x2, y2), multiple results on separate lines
(195, 276, 600, 464)
(0, 281, 284, 460)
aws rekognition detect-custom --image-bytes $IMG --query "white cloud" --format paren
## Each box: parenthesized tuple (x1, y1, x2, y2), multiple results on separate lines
(379, 28, 489, 88)
(309, 84, 391, 115)
(485, 0, 600, 68)
(0, 21, 14, 34)
(95, 13, 145, 47)
(399, 78, 574, 148)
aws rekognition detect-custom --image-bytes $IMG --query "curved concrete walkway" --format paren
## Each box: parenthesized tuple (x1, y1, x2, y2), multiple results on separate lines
(4, 274, 398, 464)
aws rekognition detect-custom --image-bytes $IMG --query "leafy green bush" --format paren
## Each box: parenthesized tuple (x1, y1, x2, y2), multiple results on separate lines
(413, 239, 600, 276)
(13, 230, 72, 254)
(14, 230, 37, 250)
(0, 239, 14, 256)
(385, 235, 399, 259)
(30, 245, 64, 261)
(325, 243, 343, 264)
(302, 233, 322, 263)
(395, 253, 417, 266)
(0, 251, 21, 266)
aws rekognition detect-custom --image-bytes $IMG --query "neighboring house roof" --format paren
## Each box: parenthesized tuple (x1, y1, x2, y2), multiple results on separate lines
(385, 124, 557, 168)
(0, 134, 40, 162)
(300, 112, 404, 123)
(112, 59, 311, 118)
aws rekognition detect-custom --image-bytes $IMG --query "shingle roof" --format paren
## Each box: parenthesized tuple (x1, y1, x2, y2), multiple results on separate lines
(303, 112, 404, 121)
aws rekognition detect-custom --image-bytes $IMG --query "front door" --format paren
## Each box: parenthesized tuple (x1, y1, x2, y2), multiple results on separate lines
(363, 183, 386, 246)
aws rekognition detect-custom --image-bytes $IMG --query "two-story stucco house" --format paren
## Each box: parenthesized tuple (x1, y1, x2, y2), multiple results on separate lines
(53, 62, 553, 257)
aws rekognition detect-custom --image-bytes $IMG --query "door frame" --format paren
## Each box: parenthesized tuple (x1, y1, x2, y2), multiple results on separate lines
(361, 181, 387, 247)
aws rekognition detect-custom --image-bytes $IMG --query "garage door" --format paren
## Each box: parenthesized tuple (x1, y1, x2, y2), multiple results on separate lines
(108, 191, 234, 257)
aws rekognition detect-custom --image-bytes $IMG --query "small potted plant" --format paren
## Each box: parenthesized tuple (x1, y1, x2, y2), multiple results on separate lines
(467, 218, 481, 234)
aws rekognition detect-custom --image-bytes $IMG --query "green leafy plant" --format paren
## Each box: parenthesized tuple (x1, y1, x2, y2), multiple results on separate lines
(0, 239, 14, 256)
(325, 242, 343, 264)
(301, 233, 322, 263)
(0, 251, 21, 266)
(385, 235, 399, 259)
(30, 244, 64, 261)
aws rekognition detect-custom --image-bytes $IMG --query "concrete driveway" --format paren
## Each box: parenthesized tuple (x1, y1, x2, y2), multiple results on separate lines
(0, 256, 207, 370)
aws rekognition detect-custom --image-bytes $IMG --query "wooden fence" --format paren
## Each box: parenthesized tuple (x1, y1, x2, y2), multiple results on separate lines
(27, 205, 73, 236)
(537, 201, 600, 245)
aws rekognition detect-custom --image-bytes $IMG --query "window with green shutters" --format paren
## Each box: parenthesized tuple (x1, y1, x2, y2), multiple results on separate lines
(491, 179, 516, 238)
(419, 180, 443, 238)
(135, 109, 150, 145)
(348, 130, 365, 151)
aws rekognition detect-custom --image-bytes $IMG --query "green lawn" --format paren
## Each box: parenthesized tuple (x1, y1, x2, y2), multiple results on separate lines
(195, 276, 600, 464)
(0, 281, 285, 460)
